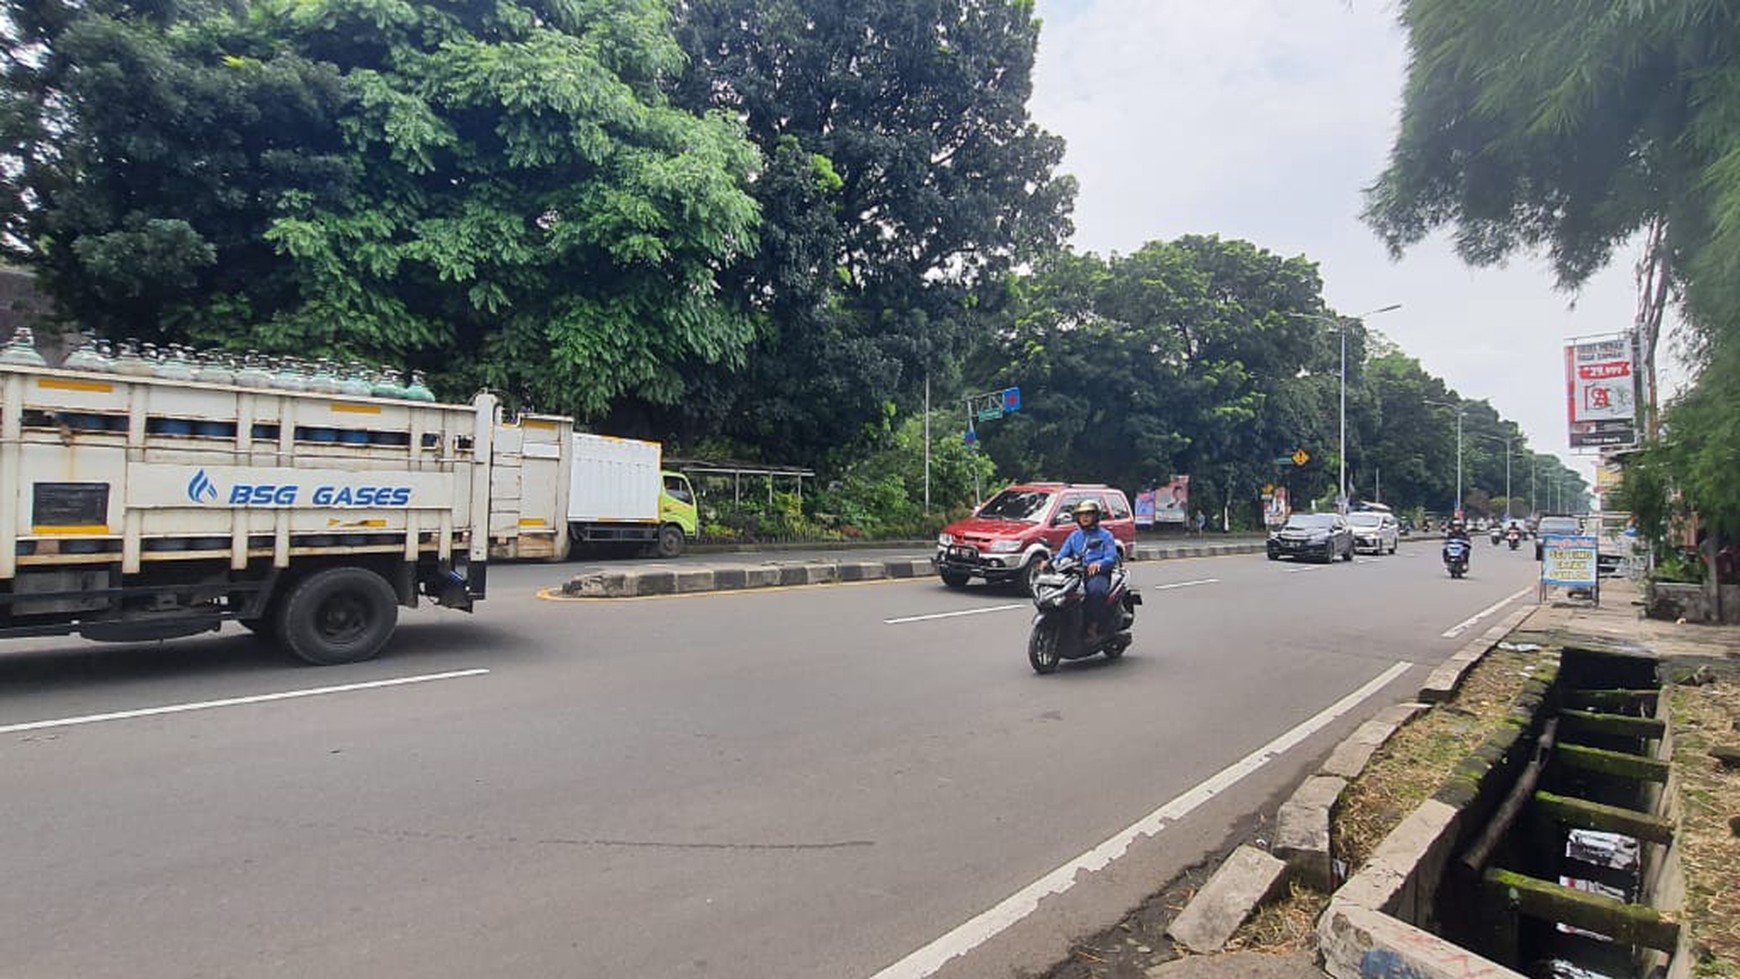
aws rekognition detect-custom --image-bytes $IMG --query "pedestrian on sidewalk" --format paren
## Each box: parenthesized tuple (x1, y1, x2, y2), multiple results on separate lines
(1193, 509, 1207, 536)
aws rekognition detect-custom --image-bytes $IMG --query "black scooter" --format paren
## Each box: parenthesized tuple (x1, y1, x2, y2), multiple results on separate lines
(1443, 537, 1471, 579)
(1026, 557, 1141, 674)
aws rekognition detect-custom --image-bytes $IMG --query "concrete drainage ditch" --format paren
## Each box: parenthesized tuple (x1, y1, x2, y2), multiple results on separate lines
(1320, 637, 1695, 979)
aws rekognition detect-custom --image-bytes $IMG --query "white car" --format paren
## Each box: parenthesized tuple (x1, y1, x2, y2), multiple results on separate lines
(1348, 511, 1399, 555)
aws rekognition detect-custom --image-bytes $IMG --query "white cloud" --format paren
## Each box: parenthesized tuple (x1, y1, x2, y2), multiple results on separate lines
(1029, 0, 1681, 484)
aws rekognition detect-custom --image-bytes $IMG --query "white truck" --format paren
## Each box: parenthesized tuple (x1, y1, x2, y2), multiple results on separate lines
(489, 423, 698, 561)
(0, 361, 495, 664)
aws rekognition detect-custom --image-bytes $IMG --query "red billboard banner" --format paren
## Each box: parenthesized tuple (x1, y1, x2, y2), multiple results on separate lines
(1565, 337, 1637, 448)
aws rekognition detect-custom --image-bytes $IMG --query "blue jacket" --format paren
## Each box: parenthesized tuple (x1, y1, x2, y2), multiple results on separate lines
(1057, 526, 1119, 573)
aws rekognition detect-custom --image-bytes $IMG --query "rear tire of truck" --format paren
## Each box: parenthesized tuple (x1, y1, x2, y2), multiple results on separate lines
(276, 567, 399, 666)
(656, 524, 686, 559)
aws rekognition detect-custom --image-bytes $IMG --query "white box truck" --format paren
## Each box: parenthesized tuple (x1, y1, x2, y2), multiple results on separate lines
(489, 427, 698, 561)
(0, 361, 495, 664)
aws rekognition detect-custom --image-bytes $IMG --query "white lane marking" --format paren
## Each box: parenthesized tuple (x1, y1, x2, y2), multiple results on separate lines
(884, 605, 1028, 625)
(883, 580, 1217, 625)
(0, 669, 490, 736)
(1149, 578, 1219, 591)
(1283, 564, 1327, 574)
(1440, 587, 1534, 638)
(867, 659, 1415, 979)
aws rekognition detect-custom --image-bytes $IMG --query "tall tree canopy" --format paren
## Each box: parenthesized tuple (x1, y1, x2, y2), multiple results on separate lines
(649, 0, 1074, 465)
(1364, 0, 1740, 531)
(970, 235, 1585, 523)
(976, 237, 1340, 505)
(1, 0, 762, 417)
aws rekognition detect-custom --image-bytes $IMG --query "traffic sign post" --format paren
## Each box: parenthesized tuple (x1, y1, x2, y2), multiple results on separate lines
(960, 388, 1020, 506)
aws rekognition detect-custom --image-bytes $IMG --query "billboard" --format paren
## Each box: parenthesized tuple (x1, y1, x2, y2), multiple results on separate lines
(1565, 337, 1637, 448)
(1134, 490, 1157, 528)
(1593, 462, 1624, 498)
(1153, 476, 1189, 524)
(1264, 485, 1290, 528)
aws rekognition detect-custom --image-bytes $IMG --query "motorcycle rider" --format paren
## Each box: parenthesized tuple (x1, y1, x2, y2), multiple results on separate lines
(1051, 499, 1120, 638)
(1445, 518, 1473, 567)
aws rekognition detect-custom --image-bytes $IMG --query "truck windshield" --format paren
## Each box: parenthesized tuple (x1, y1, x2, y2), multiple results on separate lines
(976, 490, 1053, 523)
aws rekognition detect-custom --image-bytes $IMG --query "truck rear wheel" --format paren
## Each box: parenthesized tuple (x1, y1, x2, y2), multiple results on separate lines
(276, 567, 399, 665)
(656, 524, 686, 558)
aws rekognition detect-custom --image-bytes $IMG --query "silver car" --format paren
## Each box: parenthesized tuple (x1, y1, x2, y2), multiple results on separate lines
(1348, 511, 1399, 555)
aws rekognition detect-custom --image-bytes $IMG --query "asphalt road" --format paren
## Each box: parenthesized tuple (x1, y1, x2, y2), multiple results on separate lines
(0, 539, 1541, 979)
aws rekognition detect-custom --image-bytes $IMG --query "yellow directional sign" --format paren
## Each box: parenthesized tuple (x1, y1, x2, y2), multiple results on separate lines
(1291, 449, 1310, 467)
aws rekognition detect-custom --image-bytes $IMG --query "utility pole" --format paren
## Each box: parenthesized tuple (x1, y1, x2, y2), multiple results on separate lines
(923, 372, 930, 513)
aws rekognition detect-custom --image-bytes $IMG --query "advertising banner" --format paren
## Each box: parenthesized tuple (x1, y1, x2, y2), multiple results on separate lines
(1593, 463, 1624, 498)
(1541, 535, 1599, 589)
(1565, 337, 1637, 448)
(1264, 486, 1290, 528)
(1134, 491, 1157, 528)
(1154, 476, 1189, 524)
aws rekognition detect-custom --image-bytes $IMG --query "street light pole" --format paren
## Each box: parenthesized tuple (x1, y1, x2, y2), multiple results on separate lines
(1288, 304, 1401, 512)
(1339, 325, 1347, 511)
(1472, 433, 1516, 522)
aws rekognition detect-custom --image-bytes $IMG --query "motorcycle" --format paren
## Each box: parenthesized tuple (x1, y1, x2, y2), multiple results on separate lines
(1489, 525, 1503, 546)
(1506, 528, 1522, 550)
(1027, 557, 1141, 674)
(1443, 538, 1470, 579)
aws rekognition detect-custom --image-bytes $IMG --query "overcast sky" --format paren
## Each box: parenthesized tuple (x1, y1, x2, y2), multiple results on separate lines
(1027, 0, 1678, 484)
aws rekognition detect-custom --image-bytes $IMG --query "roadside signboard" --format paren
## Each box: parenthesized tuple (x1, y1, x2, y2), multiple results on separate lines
(1540, 534, 1600, 604)
(1264, 485, 1289, 529)
(1593, 462, 1623, 498)
(1154, 476, 1189, 525)
(1134, 490, 1156, 528)
(1565, 337, 1637, 449)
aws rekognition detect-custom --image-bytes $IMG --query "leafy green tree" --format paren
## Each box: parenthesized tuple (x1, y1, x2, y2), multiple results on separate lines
(2, 0, 762, 418)
(655, 0, 1074, 466)
(1365, 0, 1739, 531)
(975, 237, 1341, 505)
(1, 0, 352, 339)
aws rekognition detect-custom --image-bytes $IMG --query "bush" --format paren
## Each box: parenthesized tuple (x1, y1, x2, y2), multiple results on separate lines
(807, 414, 998, 539)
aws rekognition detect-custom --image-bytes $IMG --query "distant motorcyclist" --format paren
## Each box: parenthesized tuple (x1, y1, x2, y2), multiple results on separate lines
(1445, 518, 1472, 565)
(1051, 499, 1120, 637)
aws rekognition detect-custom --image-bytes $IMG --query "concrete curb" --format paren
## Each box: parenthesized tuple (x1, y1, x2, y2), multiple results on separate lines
(1165, 845, 1289, 953)
(1131, 541, 1266, 562)
(1419, 604, 1538, 702)
(561, 543, 1266, 598)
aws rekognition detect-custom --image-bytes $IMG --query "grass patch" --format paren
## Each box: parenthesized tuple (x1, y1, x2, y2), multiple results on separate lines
(1666, 681, 1740, 977)
(1333, 648, 1551, 871)
(1224, 881, 1328, 954)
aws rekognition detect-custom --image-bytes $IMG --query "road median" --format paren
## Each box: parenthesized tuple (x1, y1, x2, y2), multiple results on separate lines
(561, 541, 1266, 598)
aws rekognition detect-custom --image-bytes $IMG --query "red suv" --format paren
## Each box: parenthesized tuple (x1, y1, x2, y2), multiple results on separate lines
(934, 483, 1136, 594)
